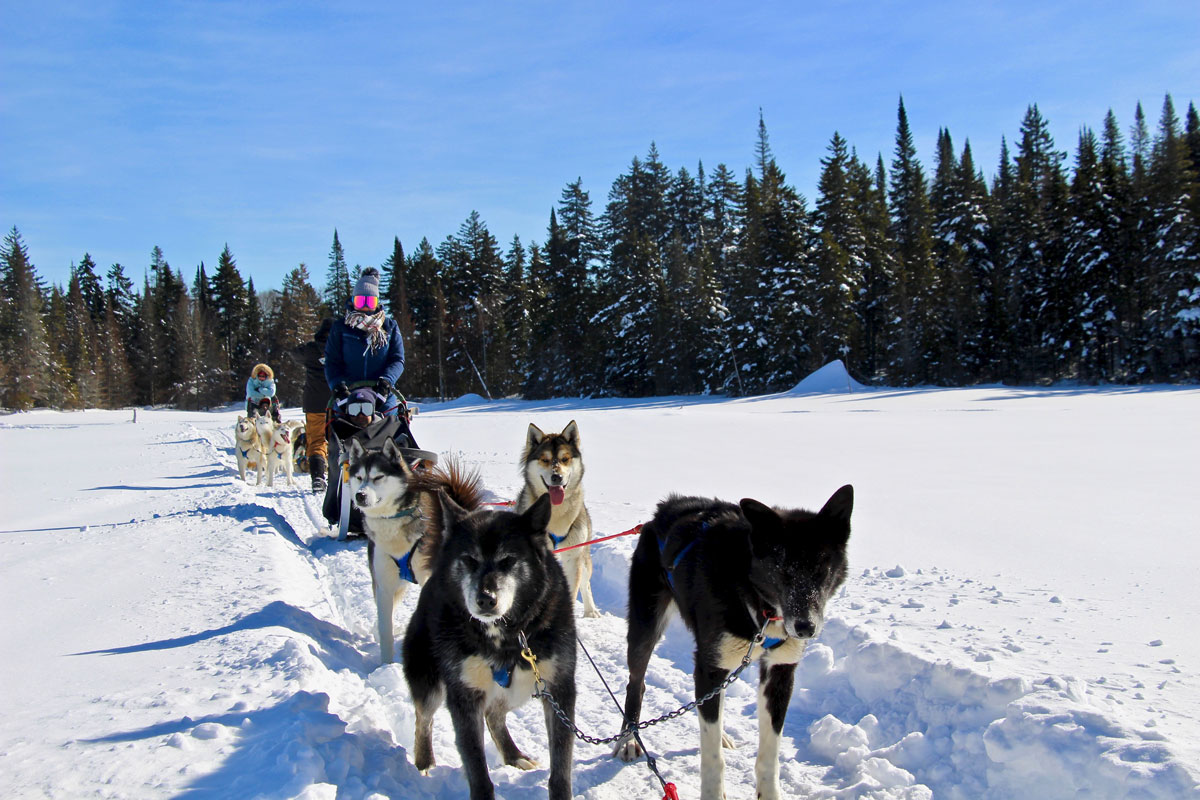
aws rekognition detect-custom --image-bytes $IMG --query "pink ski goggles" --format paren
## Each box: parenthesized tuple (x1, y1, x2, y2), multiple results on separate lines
(352, 295, 378, 311)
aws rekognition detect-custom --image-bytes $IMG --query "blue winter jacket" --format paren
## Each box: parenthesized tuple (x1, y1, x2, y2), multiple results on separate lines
(324, 315, 405, 389)
(245, 376, 277, 403)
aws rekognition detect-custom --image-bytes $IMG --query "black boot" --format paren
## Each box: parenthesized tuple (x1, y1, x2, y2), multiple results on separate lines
(309, 454, 328, 495)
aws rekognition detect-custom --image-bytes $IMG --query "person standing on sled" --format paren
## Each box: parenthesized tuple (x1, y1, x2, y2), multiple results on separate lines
(290, 317, 334, 495)
(245, 363, 282, 423)
(324, 267, 404, 417)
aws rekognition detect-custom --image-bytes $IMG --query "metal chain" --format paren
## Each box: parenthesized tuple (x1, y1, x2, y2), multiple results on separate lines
(521, 619, 770, 747)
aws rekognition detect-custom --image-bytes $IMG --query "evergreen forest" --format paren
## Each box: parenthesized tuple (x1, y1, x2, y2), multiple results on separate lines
(2, 97, 1198, 411)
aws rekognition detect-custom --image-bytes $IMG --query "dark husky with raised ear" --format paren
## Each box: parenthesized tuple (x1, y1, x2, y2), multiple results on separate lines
(402, 492, 577, 800)
(614, 485, 854, 800)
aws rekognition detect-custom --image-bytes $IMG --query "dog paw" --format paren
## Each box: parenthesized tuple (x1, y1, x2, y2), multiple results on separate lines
(582, 608, 602, 619)
(510, 755, 538, 770)
(722, 732, 737, 749)
(613, 738, 644, 762)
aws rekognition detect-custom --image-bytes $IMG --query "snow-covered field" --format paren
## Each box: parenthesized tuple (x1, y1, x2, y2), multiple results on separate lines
(2, 373, 1198, 799)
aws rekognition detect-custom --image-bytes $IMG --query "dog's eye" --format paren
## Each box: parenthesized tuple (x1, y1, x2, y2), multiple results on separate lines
(496, 556, 515, 571)
(559, 456, 571, 464)
(461, 556, 479, 572)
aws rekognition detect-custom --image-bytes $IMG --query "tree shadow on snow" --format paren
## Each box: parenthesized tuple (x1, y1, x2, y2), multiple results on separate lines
(67, 599, 371, 675)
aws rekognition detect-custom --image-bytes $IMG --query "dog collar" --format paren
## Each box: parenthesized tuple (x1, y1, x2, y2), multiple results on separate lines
(380, 504, 421, 521)
(549, 531, 567, 547)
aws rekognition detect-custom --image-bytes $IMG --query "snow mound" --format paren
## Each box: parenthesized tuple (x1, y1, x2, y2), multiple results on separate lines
(431, 393, 489, 409)
(789, 360, 868, 394)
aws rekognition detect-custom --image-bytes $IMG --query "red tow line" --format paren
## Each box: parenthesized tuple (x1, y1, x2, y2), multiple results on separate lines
(662, 783, 680, 800)
(554, 523, 643, 554)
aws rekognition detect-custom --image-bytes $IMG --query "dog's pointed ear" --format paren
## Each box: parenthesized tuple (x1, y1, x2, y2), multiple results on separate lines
(381, 438, 414, 477)
(526, 423, 545, 449)
(438, 489, 466, 535)
(347, 438, 366, 461)
(561, 420, 579, 446)
(819, 485, 854, 544)
(740, 498, 781, 555)
(819, 485, 854, 524)
(523, 492, 553, 539)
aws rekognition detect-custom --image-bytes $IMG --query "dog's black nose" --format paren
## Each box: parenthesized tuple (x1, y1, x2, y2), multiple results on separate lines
(476, 590, 498, 612)
(355, 492, 368, 505)
(792, 619, 816, 639)
(550, 474, 564, 485)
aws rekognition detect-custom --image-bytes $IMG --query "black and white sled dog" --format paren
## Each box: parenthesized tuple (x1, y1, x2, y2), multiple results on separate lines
(346, 438, 483, 663)
(614, 485, 854, 800)
(403, 492, 577, 800)
(517, 420, 598, 617)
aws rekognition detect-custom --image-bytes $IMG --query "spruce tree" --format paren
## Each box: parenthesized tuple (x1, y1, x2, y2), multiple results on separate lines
(1066, 127, 1120, 381)
(210, 244, 248, 397)
(324, 230, 351, 314)
(812, 131, 865, 370)
(849, 155, 895, 382)
(887, 98, 936, 384)
(65, 270, 103, 407)
(0, 228, 52, 408)
(74, 253, 106, 325)
(1147, 95, 1200, 378)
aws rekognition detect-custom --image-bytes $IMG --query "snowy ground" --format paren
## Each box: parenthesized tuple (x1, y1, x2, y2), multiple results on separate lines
(2, 375, 1198, 799)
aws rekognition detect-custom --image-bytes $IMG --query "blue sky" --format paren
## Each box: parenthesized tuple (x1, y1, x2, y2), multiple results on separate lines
(2, 1, 1197, 290)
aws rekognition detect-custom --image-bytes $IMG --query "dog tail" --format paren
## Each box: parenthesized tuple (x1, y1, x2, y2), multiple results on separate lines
(413, 455, 484, 546)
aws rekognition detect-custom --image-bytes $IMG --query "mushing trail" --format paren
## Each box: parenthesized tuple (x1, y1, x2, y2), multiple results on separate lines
(184, 411, 1198, 800)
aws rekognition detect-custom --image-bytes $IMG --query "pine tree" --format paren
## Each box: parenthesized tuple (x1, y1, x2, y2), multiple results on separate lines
(64, 270, 103, 407)
(0, 228, 52, 408)
(700, 162, 745, 393)
(100, 296, 134, 407)
(1008, 105, 1067, 380)
(74, 253, 106, 325)
(1147, 95, 1200, 378)
(499, 235, 531, 394)
(210, 244, 248, 397)
(1097, 110, 1136, 379)
(244, 277, 262, 366)
(1066, 126, 1121, 381)
(597, 154, 667, 396)
(324, 230, 351, 314)
(887, 98, 936, 384)
(929, 130, 988, 383)
(849, 155, 895, 382)
(811, 131, 865, 370)
(42, 285, 74, 407)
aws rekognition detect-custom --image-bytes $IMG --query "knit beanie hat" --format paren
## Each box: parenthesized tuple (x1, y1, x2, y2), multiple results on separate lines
(353, 268, 380, 299)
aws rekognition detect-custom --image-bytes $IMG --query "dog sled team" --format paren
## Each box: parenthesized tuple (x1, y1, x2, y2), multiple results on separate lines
(231, 268, 857, 800)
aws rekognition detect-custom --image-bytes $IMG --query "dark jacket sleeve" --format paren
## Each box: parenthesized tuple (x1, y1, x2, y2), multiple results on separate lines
(324, 324, 347, 388)
(379, 323, 405, 386)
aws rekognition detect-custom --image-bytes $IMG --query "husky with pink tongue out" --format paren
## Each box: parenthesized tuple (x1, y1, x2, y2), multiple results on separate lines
(516, 420, 598, 617)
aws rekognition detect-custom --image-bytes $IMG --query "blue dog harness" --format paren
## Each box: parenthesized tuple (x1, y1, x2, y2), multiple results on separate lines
(492, 663, 514, 687)
(383, 505, 422, 585)
(658, 520, 786, 651)
(549, 531, 567, 547)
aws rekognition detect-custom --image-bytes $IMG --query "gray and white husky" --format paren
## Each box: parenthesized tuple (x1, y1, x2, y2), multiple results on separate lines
(347, 438, 482, 663)
(614, 485, 854, 800)
(516, 420, 598, 617)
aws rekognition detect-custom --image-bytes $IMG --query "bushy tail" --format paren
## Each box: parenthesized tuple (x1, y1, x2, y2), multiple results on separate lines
(411, 455, 484, 551)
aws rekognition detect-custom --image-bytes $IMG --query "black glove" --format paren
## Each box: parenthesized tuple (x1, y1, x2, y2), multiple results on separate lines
(333, 382, 350, 401)
(374, 378, 393, 398)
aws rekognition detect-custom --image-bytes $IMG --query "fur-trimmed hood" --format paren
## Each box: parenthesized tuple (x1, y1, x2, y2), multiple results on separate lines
(250, 363, 275, 380)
